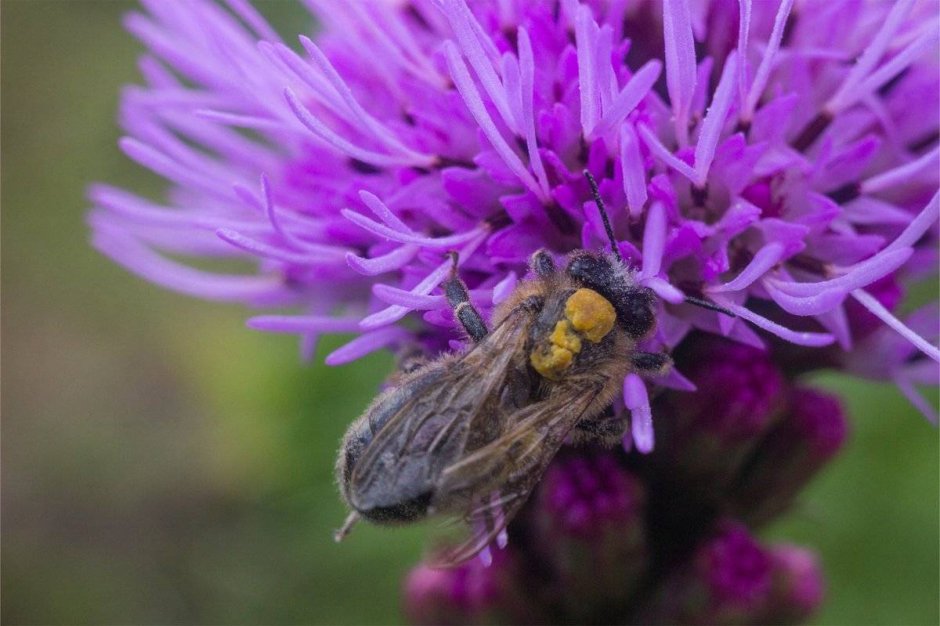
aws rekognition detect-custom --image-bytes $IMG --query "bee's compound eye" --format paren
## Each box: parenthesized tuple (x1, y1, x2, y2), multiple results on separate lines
(621, 288, 656, 338)
(567, 254, 603, 280)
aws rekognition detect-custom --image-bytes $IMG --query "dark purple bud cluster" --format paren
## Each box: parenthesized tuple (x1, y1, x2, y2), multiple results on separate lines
(405, 335, 847, 624)
(404, 548, 543, 625)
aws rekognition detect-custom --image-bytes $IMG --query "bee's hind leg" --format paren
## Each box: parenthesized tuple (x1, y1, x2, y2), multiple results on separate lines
(442, 252, 488, 343)
(333, 511, 360, 543)
(572, 352, 673, 447)
(571, 405, 630, 447)
(630, 351, 672, 376)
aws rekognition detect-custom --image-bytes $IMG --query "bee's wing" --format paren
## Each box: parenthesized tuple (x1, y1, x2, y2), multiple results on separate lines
(348, 306, 534, 508)
(432, 382, 604, 565)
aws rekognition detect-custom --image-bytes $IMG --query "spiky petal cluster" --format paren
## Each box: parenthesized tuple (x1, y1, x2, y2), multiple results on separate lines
(90, 0, 939, 429)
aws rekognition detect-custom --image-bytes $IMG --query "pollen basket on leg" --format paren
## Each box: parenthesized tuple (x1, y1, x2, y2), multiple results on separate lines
(565, 289, 617, 342)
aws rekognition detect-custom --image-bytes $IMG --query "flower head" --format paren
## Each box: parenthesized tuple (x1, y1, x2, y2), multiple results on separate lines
(91, 0, 939, 425)
(91, 2, 937, 621)
(674, 336, 786, 440)
(730, 386, 850, 524)
(700, 521, 773, 609)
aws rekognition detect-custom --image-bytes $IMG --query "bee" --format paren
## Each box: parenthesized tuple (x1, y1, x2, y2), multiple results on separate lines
(335, 171, 727, 564)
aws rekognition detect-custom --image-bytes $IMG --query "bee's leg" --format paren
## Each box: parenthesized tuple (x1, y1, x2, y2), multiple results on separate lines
(396, 347, 428, 374)
(384, 347, 429, 386)
(571, 405, 630, 447)
(630, 351, 672, 375)
(443, 254, 488, 343)
(399, 355, 428, 374)
(334, 511, 360, 542)
(530, 248, 557, 277)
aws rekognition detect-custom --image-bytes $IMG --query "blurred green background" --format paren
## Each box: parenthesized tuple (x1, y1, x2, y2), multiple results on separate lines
(1, 2, 937, 624)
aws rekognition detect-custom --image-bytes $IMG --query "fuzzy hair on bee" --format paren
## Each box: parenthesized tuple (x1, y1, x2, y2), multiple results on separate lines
(334, 172, 725, 565)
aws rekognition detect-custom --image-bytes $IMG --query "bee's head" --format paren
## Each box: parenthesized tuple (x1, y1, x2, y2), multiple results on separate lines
(566, 251, 657, 340)
(576, 170, 658, 339)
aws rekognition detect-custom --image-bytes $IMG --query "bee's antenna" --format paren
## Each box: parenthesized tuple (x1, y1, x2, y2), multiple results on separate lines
(684, 295, 737, 318)
(334, 511, 361, 543)
(583, 170, 623, 263)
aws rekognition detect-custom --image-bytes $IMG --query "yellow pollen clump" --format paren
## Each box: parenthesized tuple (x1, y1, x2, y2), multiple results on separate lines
(564, 288, 616, 342)
(550, 319, 582, 353)
(530, 320, 581, 380)
(530, 291, 617, 380)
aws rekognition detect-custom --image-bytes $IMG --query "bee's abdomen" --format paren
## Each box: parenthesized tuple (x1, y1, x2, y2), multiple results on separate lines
(338, 364, 450, 523)
(355, 491, 432, 524)
(340, 425, 433, 523)
(340, 367, 445, 479)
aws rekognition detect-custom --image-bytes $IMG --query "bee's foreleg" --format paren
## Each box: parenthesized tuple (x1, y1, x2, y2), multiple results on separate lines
(630, 351, 672, 375)
(442, 261, 488, 343)
(530, 248, 557, 277)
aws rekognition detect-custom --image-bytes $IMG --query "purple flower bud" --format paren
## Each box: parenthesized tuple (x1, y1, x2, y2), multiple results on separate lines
(655, 336, 786, 494)
(730, 387, 849, 525)
(640, 520, 773, 625)
(403, 548, 539, 626)
(702, 523, 773, 610)
(528, 449, 647, 618)
(684, 339, 786, 439)
(753, 544, 826, 625)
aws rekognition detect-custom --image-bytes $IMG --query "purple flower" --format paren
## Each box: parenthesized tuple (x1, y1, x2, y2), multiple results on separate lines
(673, 336, 786, 440)
(90, 0, 939, 432)
(700, 522, 773, 609)
(652, 335, 786, 496)
(88, 2, 939, 623)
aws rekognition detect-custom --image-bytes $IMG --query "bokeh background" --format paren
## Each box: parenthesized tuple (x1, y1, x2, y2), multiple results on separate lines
(1, 1, 938, 624)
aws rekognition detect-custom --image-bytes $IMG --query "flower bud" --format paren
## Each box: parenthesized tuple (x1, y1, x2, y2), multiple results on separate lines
(403, 547, 538, 626)
(730, 387, 849, 525)
(655, 336, 786, 497)
(528, 449, 648, 620)
(640, 520, 773, 625)
(752, 544, 826, 625)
